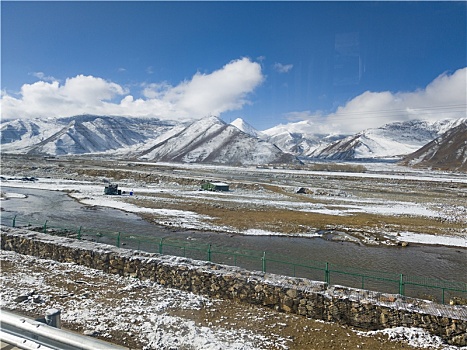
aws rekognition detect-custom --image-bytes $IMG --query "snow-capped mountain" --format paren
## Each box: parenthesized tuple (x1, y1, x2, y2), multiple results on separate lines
(310, 118, 466, 160)
(138, 116, 298, 165)
(402, 121, 467, 172)
(1, 115, 179, 155)
(261, 120, 346, 156)
(1, 118, 64, 150)
(230, 118, 264, 138)
(0, 115, 298, 165)
(2, 114, 465, 168)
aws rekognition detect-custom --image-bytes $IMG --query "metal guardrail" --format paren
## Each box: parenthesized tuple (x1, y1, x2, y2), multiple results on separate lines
(0, 310, 128, 350)
(2, 215, 467, 304)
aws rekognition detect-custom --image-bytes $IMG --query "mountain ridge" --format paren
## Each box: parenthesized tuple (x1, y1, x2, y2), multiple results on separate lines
(1, 114, 466, 170)
(402, 121, 467, 172)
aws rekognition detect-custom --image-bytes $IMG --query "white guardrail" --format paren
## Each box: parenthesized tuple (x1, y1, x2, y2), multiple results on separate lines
(0, 309, 128, 350)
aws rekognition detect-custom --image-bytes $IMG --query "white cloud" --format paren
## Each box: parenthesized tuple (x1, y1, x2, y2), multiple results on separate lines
(273, 62, 293, 73)
(1, 58, 264, 121)
(30, 72, 57, 82)
(287, 67, 467, 134)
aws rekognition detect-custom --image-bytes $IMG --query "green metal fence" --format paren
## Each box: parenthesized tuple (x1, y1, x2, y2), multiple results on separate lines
(2, 214, 466, 305)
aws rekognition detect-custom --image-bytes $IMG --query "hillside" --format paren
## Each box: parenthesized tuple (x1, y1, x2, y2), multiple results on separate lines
(402, 121, 467, 172)
(138, 116, 298, 165)
(262, 120, 345, 157)
(0, 115, 176, 155)
(311, 119, 465, 160)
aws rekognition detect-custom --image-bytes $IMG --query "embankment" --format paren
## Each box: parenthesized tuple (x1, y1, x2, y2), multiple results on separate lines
(1, 226, 466, 346)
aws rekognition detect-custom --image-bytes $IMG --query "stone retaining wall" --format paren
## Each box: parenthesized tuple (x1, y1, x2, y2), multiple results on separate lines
(1, 226, 466, 346)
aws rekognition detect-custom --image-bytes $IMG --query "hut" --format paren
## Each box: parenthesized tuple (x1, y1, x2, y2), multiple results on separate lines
(201, 181, 229, 192)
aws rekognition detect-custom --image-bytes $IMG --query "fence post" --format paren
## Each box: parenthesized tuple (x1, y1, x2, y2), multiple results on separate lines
(262, 252, 266, 273)
(116, 232, 121, 248)
(77, 226, 82, 240)
(12, 215, 17, 227)
(399, 274, 404, 295)
(325, 262, 330, 284)
(43, 220, 48, 234)
(159, 238, 163, 254)
(442, 288, 445, 305)
(207, 244, 212, 262)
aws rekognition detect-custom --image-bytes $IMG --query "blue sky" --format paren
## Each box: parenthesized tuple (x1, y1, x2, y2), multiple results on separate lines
(1, 1, 466, 133)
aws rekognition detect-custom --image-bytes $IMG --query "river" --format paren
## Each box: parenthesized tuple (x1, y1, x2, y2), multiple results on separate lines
(1, 187, 465, 290)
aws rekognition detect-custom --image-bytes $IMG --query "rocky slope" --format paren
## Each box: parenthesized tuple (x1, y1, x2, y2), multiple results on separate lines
(402, 121, 467, 172)
(311, 119, 465, 160)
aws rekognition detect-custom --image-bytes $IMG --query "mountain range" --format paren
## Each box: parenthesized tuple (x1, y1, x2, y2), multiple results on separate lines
(308, 118, 465, 161)
(0, 115, 297, 165)
(1, 114, 466, 170)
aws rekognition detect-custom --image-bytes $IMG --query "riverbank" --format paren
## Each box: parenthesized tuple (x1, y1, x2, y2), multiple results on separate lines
(1, 170, 466, 248)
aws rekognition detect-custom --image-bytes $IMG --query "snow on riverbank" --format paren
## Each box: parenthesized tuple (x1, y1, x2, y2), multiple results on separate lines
(1, 174, 466, 248)
(0, 192, 28, 199)
(394, 231, 466, 247)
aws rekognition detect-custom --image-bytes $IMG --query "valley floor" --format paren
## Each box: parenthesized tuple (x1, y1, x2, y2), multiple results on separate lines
(1, 154, 466, 248)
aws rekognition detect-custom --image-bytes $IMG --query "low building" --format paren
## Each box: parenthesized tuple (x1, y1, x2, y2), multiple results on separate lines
(201, 181, 229, 192)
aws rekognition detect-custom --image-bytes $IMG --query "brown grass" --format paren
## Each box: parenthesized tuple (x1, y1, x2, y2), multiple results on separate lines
(129, 193, 463, 237)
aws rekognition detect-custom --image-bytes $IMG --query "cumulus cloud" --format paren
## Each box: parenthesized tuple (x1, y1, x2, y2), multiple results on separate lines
(273, 62, 293, 73)
(287, 67, 467, 134)
(1, 58, 264, 121)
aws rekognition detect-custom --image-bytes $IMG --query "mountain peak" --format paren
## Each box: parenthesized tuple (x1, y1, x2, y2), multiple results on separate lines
(230, 118, 263, 138)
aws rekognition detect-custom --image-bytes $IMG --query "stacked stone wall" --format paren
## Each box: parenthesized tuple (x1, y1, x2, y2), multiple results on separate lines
(1, 226, 466, 346)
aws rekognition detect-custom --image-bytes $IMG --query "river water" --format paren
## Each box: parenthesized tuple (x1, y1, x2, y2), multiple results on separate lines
(1, 187, 466, 289)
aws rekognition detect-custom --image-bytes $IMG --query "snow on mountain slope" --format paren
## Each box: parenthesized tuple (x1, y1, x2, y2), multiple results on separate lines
(312, 118, 466, 160)
(262, 120, 346, 156)
(138, 116, 298, 165)
(1, 118, 64, 152)
(2, 114, 464, 167)
(1, 115, 177, 156)
(402, 121, 467, 172)
(230, 118, 264, 138)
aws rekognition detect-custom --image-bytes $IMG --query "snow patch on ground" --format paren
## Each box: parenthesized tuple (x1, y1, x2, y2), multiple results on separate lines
(357, 327, 466, 350)
(393, 231, 466, 248)
(0, 250, 275, 350)
(1, 192, 28, 199)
